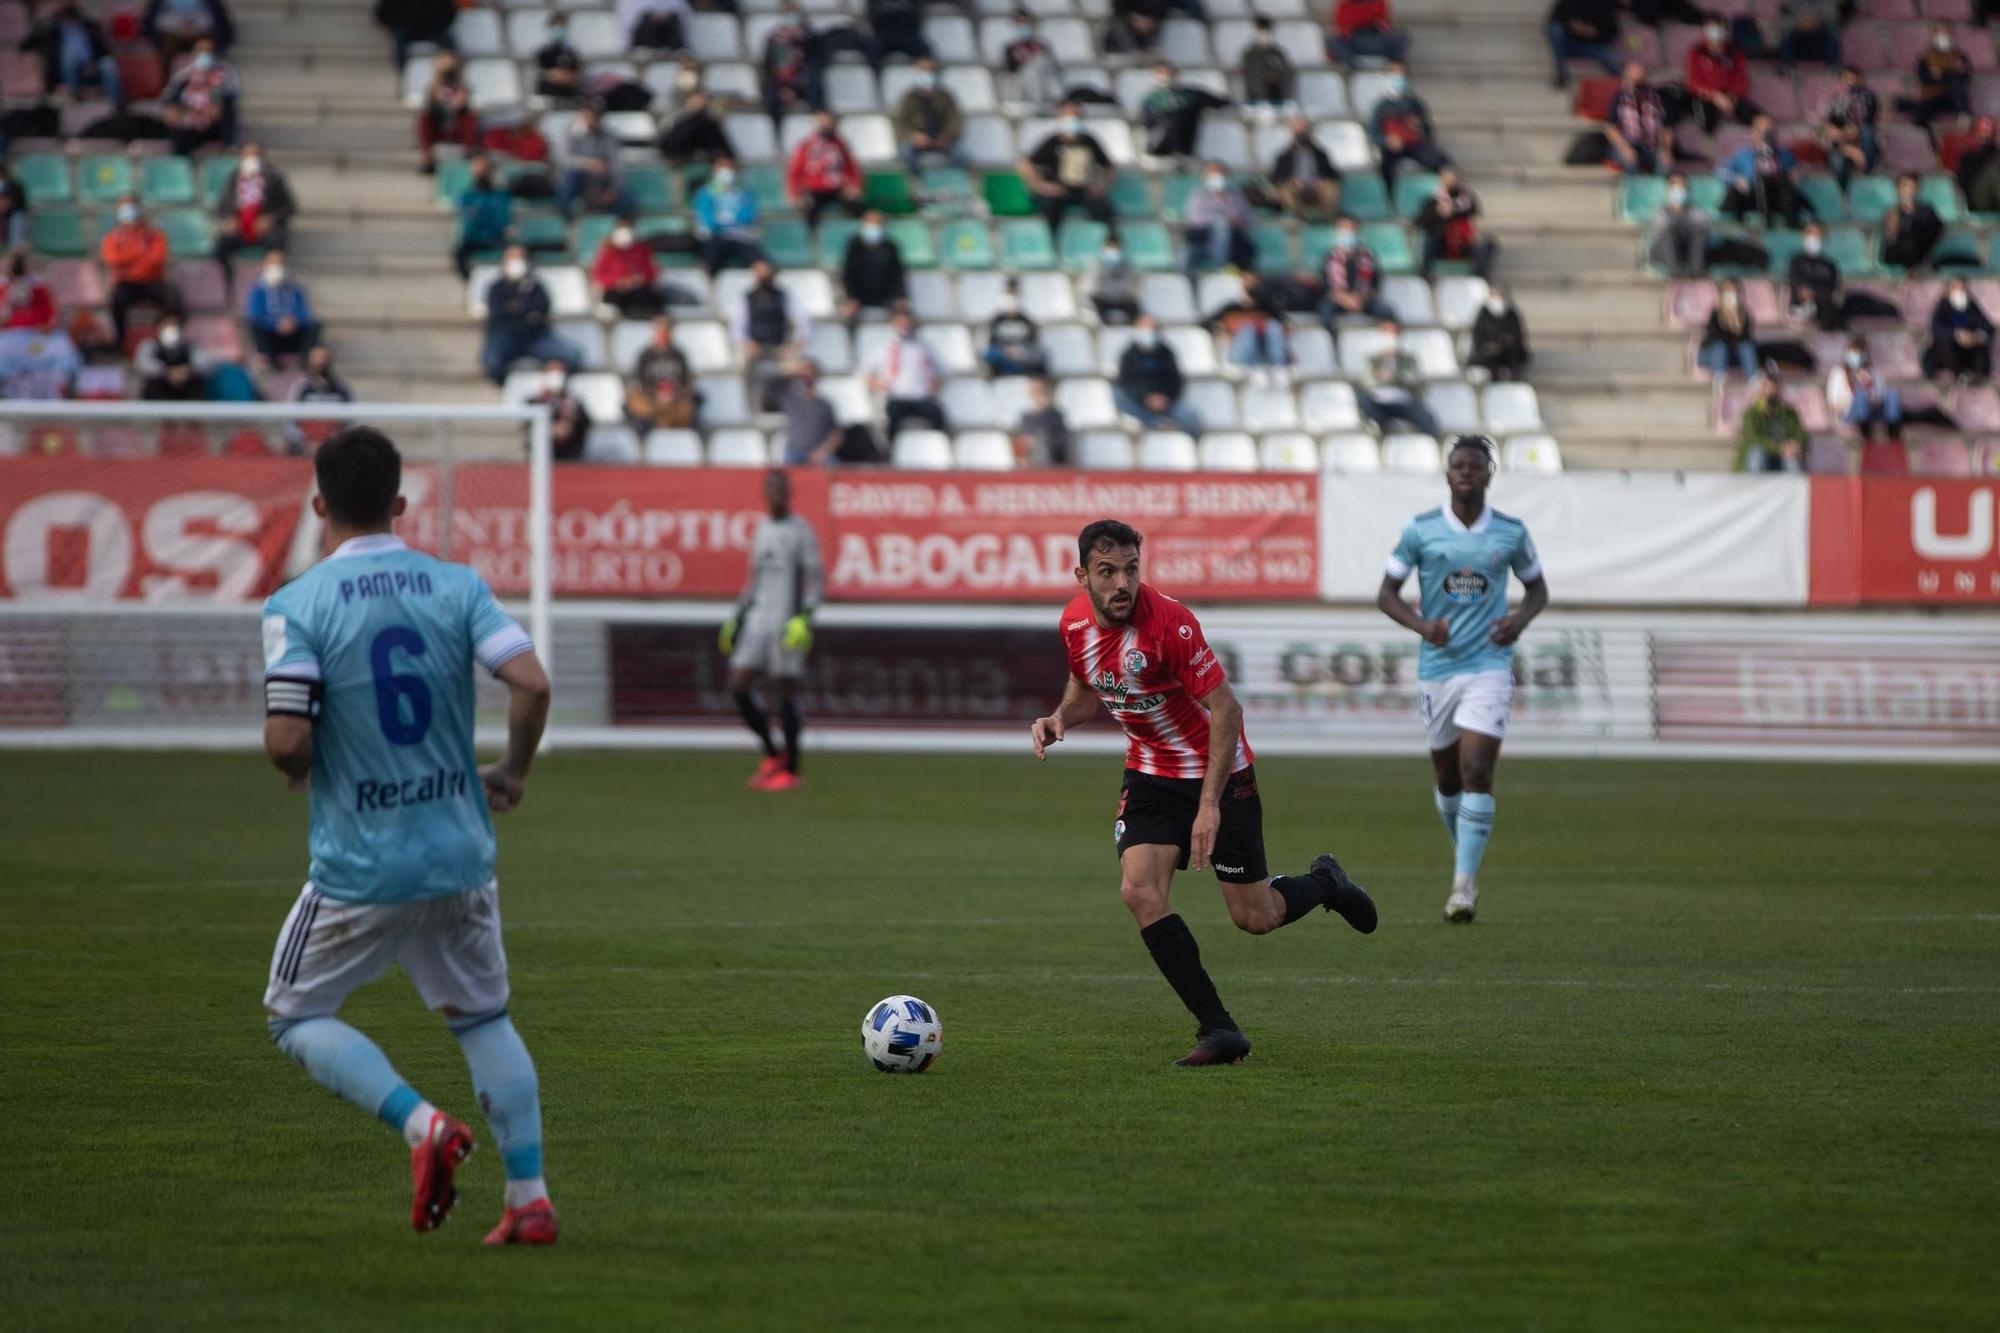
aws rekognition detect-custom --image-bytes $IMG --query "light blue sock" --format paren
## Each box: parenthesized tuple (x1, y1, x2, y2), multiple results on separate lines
(1433, 789, 1461, 847)
(450, 1009, 543, 1183)
(1454, 792, 1496, 880)
(269, 1016, 424, 1134)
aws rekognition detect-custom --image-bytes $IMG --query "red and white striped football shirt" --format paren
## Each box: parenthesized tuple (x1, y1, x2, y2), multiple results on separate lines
(1060, 582, 1253, 780)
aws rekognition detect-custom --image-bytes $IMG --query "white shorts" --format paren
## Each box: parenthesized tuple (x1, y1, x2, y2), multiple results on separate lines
(263, 880, 510, 1020)
(1418, 670, 1514, 750)
(729, 619, 806, 679)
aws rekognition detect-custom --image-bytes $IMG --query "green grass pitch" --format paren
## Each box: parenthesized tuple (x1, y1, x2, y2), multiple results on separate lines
(3, 749, 1997, 1331)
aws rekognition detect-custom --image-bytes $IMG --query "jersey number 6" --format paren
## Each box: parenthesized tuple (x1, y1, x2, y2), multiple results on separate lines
(369, 626, 432, 746)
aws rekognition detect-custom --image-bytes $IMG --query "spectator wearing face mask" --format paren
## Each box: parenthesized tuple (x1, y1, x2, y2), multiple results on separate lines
(1320, 217, 1395, 326)
(1206, 271, 1292, 387)
(1698, 278, 1760, 383)
(660, 88, 735, 166)
(1604, 62, 1671, 177)
(1183, 165, 1255, 277)
(417, 52, 478, 176)
(895, 58, 966, 174)
(1241, 18, 1295, 117)
(100, 196, 179, 346)
(213, 143, 294, 274)
(984, 279, 1047, 377)
(1649, 172, 1708, 278)
(557, 104, 629, 220)
(1415, 169, 1496, 279)
(626, 314, 698, 430)
(1545, 0, 1621, 90)
(1086, 238, 1141, 326)
(1114, 316, 1200, 432)
(693, 158, 763, 274)
(136, 317, 206, 399)
(1357, 318, 1438, 435)
(284, 346, 355, 453)
(734, 259, 810, 408)
(1827, 337, 1902, 443)
(1686, 17, 1756, 135)
(1923, 279, 1994, 385)
(1013, 375, 1071, 466)
(454, 154, 514, 281)
(1880, 172, 1943, 272)
(593, 217, 664, 319)
(161, 37, 240, 156)
(867, 310, 947, 437)
(535, 12, 585, 103)
(761, 3, 825, 126)
(787, 111, 866, 226)
(26, 1, 122, 105)
(1002, 11, 1062, 114)
(481, 245, 583, 385)
(245, 251, 319, 369)
(840, 211, 908, 332)
(1786, 221, 1843, 331)
(1717, 116, 1808, 230)
(145, 0, 235, 67)
(1818, 67, 1879, 191)
(1369, 62, 1448, 191)
(534, 360, 594, 461)
(1736, 374, 1807, 473)
(1328, 0, 1410, 69)
(1141, 61, 1231, 163)
(1268, 114, 1342, 220)
(1897, 22, 1971, 133)
(1468, 286, 1530, 383)
(1020, 105, 1117, 230)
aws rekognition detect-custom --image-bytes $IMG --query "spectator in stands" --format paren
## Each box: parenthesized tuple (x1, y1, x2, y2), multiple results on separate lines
(284, 346, 355, 453)
(694, 159, 762, 274)
(780, 361, 846, 464)
(137, 315, 206, 400)
(161, 36, 239, 157)
(1105, 0, 1168, 56)
(1827, 337, 1902, 442)
(1002, 12, 1063, 115)
(25, 1, 122, 106)
(1268, 114, 1342, 221)
(1320, 216, 1395, 326)
(1698, 278, 1760, 383)
(0, 169, 29, 250)
(1818, 66, 1880, 191)
(1014, 375, 1071, 466)
(985, 279, 1047, 377)
(1685, 16, 1755, 135)
(1, 251, 56, 334)
(1141, 61, 1229, 163)
(1923, 278, 1994, 386)
(245, 251, 318, 369)
(1114, 315, 1199, 431)
(866, 0, 931, 72)
(660, 91, 734, 165)
(534, 13, 585, 103)
(1604, 62, 1671, 177)
(788, 111, 865, 226)
(1328, 0, 1409, 70)
(1207, 271, 1292, 386)
(733, 259, 809, 404)
(1183, 164, 1255, 277)
(761, 3, 825, 126)
(416, 52, 477, 177)
(622, 0, 688, 52)
(1415, 169, 1496, 280)
(1880, 172, 1943, 272)
(144, 0, 235, 66)
(480, 245, 583, 385)
(593, 217, 665, 319)
(1774, 0, 1841, 75)
(1544, 0, 1621, 90)
(895, 58, 967, 175)
(625, 314, 698, 430)
(454, 154, 513, 281)
(1241, 18, 1295, 118)
(1370, 63, 1448, 190)
(1735, 374, 1807, 473)
(214, 144, 295, 275)
(1956, 117, 2000, 216)
(1786, 221, 1843, 331)
(556, 104, 629, 220)
(1086, 236, 1141, 325)
(1357, 319, 1437, 434)
(373, 0, 455, 72)
(80, 96, 173, 145)
(1468, 285, 1530, 383)
(101, 197, 178, 346)
(1718, 116, 1808, 230)
(1898, 21, 1971, 134)
(1649, 172, 1707, 278)
(534, 361, 592, 461)
(840, 211, 907, 331)
(867, 309, 947, 437)
(1020, 105, 1117, 231)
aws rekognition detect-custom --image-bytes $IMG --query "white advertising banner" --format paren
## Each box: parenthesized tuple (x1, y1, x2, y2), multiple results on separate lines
(1317, 474, 1813, 606)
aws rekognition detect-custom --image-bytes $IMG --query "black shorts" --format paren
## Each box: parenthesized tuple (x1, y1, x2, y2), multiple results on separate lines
(1115, 765, 1268, 885)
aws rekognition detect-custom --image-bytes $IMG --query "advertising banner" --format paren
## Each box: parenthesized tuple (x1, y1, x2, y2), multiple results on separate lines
(1850, 479, 2000, 605)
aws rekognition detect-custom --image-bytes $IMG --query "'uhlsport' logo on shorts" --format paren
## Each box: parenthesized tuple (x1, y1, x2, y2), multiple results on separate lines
(1443, 568, 1490, 601)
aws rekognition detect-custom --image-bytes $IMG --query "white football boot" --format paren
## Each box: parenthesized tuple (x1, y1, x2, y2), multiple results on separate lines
(1444, 874, 1478, 923)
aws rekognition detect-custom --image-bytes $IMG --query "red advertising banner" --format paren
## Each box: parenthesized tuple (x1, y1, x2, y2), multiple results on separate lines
(0, 457, 312, 601)
(1851, 478, 2000, 605)
(821, 471, 1319, 602)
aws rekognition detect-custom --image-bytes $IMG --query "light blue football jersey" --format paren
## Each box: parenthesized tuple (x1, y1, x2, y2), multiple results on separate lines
(1386, 506, 1542, 681)
(261, 534, 532, 904)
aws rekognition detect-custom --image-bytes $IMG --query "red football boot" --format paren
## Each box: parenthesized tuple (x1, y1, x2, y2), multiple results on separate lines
(748, 756, 786, 789)
(484, 1198, 559, 1246)
(761, 769, 801, 792)
(410, 1111, 476, 1232)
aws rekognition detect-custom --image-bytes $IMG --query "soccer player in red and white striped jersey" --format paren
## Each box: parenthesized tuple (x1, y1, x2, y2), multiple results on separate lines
(1030, 520, 1379, 1066)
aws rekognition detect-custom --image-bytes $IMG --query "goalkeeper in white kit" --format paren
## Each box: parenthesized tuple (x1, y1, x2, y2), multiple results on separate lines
(720, 469, 823, 791)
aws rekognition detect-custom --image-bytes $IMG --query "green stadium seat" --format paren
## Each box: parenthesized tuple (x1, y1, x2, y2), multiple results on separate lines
(139, 156, 197, 208)
(865, 171, 916, 215)
(1617, 175, 1666, 225)
(1392, 172, 1439, 220)
(1249, 222, 1292, 274)
(636, 215, 696, 267)
(575, 214, 616, 266)
(1361, 221, 1414, 274)
(1827, 225, 1877, 276)
(939, 219, 995, 269)
(917, 167, 973, 211)
(29, 207, 89, 258)
(1932, 226, 1986, 271)
(623, 166, 673, 214)
(818, 217, 860, 268)
(1058, 219, 1109, 271)
(1340, 175, 1392, 222)
(158, 208, 213, 259)
(998, 218, 1056, 270)
(1299, 224, 1336, 265)
(513, 211, 570, 257)
(886, 218, 935, 267)
(743, 164, 788, 216)
(17, 153, 72, 206)
(199, 154, 236, 208)
(1797, 176, 1844, 224)
(1107, 175, 1153, 220)
(495, 161, 550, 198)
(77, 155, 134, 206)
(1118, 221, 1175, 271)
(1760, 228, 1804, 276)
(763, 218, 814, 269)
(1846, 175, 1897, 222)
(434, 158, 473, 210)
(1159, 174, 1201, 223)
(981, 172, 1033, 217)
(1920, 174, 1965, 224)
(1689, 177, 1726, 213)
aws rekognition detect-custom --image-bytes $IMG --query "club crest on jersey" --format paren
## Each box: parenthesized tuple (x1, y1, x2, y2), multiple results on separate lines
(1124, 649, 1147, 675)
(1443, 568, 1490, 602)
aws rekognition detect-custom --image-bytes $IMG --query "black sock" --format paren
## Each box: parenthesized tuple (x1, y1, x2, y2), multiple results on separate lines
(779, 699, 802, 774)
(733, 691, 778, 758)
(1270, 874, 1325, 927)
(1139, 913, 1235, 1034)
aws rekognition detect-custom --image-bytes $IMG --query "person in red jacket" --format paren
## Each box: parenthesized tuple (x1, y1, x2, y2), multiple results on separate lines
(99, 196, 181, 345)
(1686, 15, 1758, 135)
(1327, 0, 1409, 69)
(591, 216, 664, 319)
(785, 110, 865, 226)
(0, 252, 58, 333)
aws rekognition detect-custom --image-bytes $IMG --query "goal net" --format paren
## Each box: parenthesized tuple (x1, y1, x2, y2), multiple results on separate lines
(0, 401, 557, 747)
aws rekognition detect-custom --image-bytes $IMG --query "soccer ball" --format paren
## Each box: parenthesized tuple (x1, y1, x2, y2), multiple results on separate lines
(861, 995, 942, 1073)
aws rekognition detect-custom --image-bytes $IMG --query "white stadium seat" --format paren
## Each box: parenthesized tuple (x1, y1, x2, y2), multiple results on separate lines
(556, 320, 609, 370)
(569, 11, 627, 59)
(1211, 20, 1257, 68)
(1180, 380, 1237, 431)
(1240, 385, 1300, 433)
(941, 378, 998, 428)
(1138, 431, 1198, 471)
(955, 271, 1008, 324)
(962, 116, 1016, 168)
(1291, 328, 1337, 378)
(500, 368, 543, 407)
(990, 375, 1034, 426)
(611, 320, 654, 373)
(1295, 71, 1349, 118)
(839, 114, 898, 165)
(1077, 431, 1136, 469)
(827, 65, 879, 115)
(1141, 275, 1199, 327)
(1381, 276, 1436, 327)
(1163, 327, 1217, 377)
(1017, 271, 1077, 323)
(644, 429, 705, 466)
(775, 270, 835, 319)
(821, 375, 876, 425)
(1319, 120, 1372, 173)
(541, 267, 592, 319)
(1348, 71, 1400, 121)
(1042, 325, 1096, 377)
(708, 427, 771, 466)
(924, 16, 978, 63)
(892, 430, 955, 469)
(688, 13, 744, 60)
(1424, 382, 1482, 435)
(700, 63, 760, 104)
(806, 322, 853, 375)
(1275, 20, 1326, 68)
(1199, 432, 1259, 471)
(1404, 328, 1460, 380)
(722, 114, 778, 163)
(503, 10, 551, 57)
(920, 324, 978, 376)
(1382, 433, 1444, 473)
(1193, 120, 1250, 171)
(907, 270, 956, 322)
(696, 375, 752, 426)
(954, 430, 1016, 470)
(1059, 380, 1119, 430)
(1484, 383, 1546, 434)
(584, 426, 641, 464)
(675, 321, 736, 375)
(1504, 434, 1565, 472)
(463, 59, 523, 111)
(453, 8, 506, 57)
(1159, 19, 1211, 66)
(1258, 432, 1318, 471)
(1321, 432, 1383, 472)
(568, 372, 627, 424)
(1435, 276, 1490, 331)
(1096, 325, 1135, 378)
(1300, 381, 1363, 433)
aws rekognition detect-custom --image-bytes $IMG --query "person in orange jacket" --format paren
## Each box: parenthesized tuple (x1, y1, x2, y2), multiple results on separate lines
(100, 195, 182, 345)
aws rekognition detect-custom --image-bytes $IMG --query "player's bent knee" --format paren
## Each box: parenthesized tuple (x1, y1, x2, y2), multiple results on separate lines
(1118, 878, 1169, 923)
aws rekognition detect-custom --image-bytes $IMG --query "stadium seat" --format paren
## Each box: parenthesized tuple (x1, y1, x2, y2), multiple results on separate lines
(1257, 432, 1318, 471)
(907, 270, 955, 322)
(1118, 222, 1176, 272)
(17, 153, 71, 205)
(1382, 434, 1443, 472)
(999, 219, 1057, 271)
(1320, 121, 1373, 173)
(1392, 172, 1439, 221)
(644, 428, 706, 466)
(1502, 434, 1564, 473)
(892, 430, 955, 469)
(1295, 71, 1349, 118)
(962, 117, 1016, 168)
(942, 378, 998, 428)
(1914, 438, 1973, 477)
(30, 208, 90, 258)
(1320, 433, 1382, 472)
(1180, 380, 1237, 431)
(1404, 328, 1459, 380)
(1361, 222, 1415, 274)
(688, 13, 744, 60)
(887, 218, 937, 268)
(1240, 385, 1300, 432)
(1059, 380, 1119, 430)
(77, 155, 134, 206)
(1077, 431, 1136, 468)
(940, 220, 997, 270)
(1483, 384, 1545, 434)
(1199, 432, 1259, 471)
(464, 59, 524, 110)
(827, 65, 878, 114)
(697, 376, 754, 427)
(557, 320, 608, 371)
(955, 271, 1008, 323)
(775, 270, 835, 319)
(1424, 382, 1481, 435)
(1133, 431, 1194, 471)
(1434, 276, 1489, 331)
(708, 428, 771, 466)
(1381, 275, 1436, 327)
(1338, 174, 1391, 222)
(1163, 326, 1217, 377)
(584, 427, 642, 464)
(1042, 324, 1095, 377)
(1300, 380, 1362, 433)
(806, 323, 852, 375)
(138, 156, 197, 208)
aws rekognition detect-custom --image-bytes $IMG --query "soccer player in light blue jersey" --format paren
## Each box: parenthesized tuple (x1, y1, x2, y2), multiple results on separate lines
(1376, 435, 1549, 923)
(260, 427, 557, 1244)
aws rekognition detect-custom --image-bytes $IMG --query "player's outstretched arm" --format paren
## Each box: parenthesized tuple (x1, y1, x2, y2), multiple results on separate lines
(1031, 674, 1099, 760)
(1377, 573, 1449, 647)
(1490, 574, 1550, 647)
(482, 650, 552, 814)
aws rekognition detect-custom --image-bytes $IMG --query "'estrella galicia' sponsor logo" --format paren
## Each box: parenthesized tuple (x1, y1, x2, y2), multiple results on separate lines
(1124, 649, 1147, 675)
(356, 766, 470, 812)
(1443, 568, 1490, 602)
